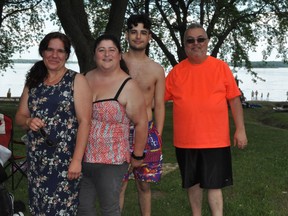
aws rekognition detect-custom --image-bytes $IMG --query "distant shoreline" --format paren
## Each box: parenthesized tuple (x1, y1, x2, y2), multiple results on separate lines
(0, 97, 20, 102)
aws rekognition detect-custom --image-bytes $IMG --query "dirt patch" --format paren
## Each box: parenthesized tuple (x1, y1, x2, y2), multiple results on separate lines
(162, 163, 178, 176)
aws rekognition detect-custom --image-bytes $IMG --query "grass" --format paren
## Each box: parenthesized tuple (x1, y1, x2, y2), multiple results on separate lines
(1, 100, 288, 215)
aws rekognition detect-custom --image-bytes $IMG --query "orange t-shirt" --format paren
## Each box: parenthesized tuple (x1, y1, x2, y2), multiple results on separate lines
(165, 56, 240, 149)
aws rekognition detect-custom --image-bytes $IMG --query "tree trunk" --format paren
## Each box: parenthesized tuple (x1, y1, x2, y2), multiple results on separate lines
(54, 0, 128, 73)
(0, 1, 4, 27)
(105, 0, 128, 40)
(54, 0, 95, 73)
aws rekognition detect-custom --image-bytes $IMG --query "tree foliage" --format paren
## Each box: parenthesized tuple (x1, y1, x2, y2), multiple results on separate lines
(0, 0, 52, 73)
(1, 0, 288, 78)
(144, 0, 288, 79)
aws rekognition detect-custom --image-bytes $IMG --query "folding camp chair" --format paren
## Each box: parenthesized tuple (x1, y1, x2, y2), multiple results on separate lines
(0, 114, 27, 190)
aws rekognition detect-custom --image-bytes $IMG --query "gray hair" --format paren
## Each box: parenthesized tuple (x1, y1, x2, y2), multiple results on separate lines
(184, 23, 207, 41)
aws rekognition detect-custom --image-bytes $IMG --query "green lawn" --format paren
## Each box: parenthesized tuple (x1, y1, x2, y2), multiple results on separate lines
(1, 101, 287, 215)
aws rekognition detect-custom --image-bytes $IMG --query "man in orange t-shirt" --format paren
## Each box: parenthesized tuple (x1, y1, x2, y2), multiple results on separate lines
(165, 23, 248, 216)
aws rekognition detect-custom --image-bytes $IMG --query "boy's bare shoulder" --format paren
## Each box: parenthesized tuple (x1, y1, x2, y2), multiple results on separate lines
(123, 52, 164, 76)
(146, 58, 164, 72)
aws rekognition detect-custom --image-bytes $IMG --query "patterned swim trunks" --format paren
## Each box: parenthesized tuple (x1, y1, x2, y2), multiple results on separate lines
(123, 121, 163, 182)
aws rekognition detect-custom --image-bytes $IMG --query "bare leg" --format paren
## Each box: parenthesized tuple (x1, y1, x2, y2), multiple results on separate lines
(187, 184, 203, 216)
(207, 189, 223, 216)
(119, 181, 128, 212)
(136, 180, 151, 216)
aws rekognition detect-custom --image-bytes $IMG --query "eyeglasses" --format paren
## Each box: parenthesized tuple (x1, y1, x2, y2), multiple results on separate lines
(186, 37, 207, 44)
(39, 128, 56, 147)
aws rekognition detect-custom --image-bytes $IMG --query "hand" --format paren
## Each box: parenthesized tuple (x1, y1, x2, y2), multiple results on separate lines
(27, 117, 45, 131)
(130, 158, 143, 169)
(234, 129, 248, 149)
(67, 159, 82, 180)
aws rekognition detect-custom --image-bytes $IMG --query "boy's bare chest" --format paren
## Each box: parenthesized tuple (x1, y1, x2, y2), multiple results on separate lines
(130, 70, 155, 93)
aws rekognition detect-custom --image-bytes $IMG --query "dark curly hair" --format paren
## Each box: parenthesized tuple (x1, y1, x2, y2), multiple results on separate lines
(126, 14, 151, 32)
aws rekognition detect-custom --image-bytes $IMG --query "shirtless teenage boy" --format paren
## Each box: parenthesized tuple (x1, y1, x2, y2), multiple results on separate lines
(120, 14, 165, 216)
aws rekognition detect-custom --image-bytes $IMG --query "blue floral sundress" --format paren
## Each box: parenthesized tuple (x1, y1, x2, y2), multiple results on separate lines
(27, 70, 80, 216)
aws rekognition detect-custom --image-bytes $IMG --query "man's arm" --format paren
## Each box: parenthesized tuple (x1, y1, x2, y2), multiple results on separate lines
(153, 67, 166, 135)
(228, 97, 248, 149)
(124, 80, 148, 168)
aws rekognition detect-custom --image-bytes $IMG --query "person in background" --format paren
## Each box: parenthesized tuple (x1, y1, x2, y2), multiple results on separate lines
(261, 92, 263, 100)
(165, 23, 248, 216)
(119, 14, 165, 216)
(77, 34, 148, 216)
(15, 32, 92, 215)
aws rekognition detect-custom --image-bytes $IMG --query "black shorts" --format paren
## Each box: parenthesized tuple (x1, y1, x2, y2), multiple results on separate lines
(175, 147, 233, 189)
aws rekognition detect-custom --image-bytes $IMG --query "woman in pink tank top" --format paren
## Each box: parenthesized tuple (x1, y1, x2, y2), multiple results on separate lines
(77, 34, 148, 216)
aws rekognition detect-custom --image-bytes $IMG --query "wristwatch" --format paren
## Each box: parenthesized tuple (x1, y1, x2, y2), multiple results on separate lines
(131, 151, 145, 160)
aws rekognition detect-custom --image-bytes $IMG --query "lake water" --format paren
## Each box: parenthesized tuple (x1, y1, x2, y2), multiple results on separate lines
(0, 62, 79, 98)
(1, 63, 288, 101)
(235, 67, 288, 102)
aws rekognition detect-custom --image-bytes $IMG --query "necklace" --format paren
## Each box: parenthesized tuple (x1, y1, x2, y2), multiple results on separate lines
(45, 70, 66, 85)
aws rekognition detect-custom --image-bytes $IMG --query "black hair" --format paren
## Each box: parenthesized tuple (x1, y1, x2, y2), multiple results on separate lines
(126, 14, 152, 32)
(93, 34, 129, 74)
(25, 32, 71, 89)
(93, 34, 122, 54)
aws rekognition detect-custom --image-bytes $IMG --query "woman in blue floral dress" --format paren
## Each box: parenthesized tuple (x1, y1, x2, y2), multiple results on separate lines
(15, 32, 92, 215)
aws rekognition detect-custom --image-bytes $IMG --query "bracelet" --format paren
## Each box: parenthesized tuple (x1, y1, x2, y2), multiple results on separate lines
(131, 151, 145, 160)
